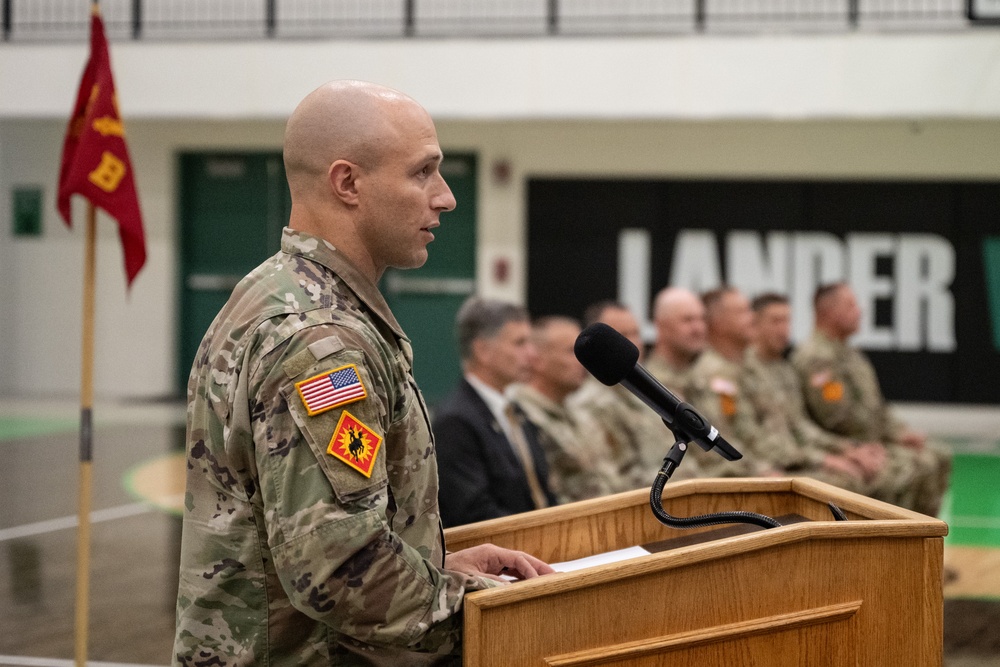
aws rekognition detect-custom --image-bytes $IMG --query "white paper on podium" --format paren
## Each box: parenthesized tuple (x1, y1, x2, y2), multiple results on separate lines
(550, 545, 651, 573)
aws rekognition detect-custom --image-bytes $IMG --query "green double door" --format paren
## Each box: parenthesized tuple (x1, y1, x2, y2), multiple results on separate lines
(177, 152, 477, 407)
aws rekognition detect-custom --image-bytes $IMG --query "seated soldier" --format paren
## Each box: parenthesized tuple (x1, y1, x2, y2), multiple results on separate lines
(791, 283, 951, 516)
(511, 316, 623, 503)
(645, 286, 707, 395)
(750, 293, 892, 496)
(569, 301, 703, 487)
(681, 287, 779, 479)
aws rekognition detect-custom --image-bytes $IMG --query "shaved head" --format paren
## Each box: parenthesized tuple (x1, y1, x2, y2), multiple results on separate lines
(652, 286, 706, 366)
(280, 80, 455, 283)
(654, 287, 701, 322)
(283, 80, 420, 198)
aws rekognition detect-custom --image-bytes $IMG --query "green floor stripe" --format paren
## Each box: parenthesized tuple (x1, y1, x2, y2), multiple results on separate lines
(944, 453, 1000, 548)
(0, 416, 79, 441)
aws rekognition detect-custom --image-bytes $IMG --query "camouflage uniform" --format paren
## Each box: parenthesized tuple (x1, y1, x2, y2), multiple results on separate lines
(741, 351, 866, 493)
(751, 351, 922, 502)
(682, 348, 773, 479)
(751, 351, 856, 459)
(510, 383, 621, 502)
(644, 351, 694, 399)
(174, 228, 497, 667)
(791, 330, 951, 516)
(568, 378, 701, 487)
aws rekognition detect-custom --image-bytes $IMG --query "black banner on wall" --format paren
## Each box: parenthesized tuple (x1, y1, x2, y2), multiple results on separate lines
(527, 179, 1000, 404)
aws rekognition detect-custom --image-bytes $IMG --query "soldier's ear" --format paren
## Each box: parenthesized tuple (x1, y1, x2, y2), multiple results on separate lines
(328, 160, 360, 205)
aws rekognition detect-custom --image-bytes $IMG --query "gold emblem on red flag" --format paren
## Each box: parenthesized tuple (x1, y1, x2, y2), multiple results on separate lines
(327, 411, 382, 478)
(88, 151, 127, 193)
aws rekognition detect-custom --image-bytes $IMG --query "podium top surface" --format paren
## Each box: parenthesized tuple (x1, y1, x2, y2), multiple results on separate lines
(444, 477, 948, 601)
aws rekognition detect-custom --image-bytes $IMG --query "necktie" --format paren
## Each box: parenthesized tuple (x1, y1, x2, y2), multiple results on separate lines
(504, 403, 549, 510)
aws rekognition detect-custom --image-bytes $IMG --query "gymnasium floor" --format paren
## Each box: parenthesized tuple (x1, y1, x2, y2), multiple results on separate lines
(0, 399, 998, 666)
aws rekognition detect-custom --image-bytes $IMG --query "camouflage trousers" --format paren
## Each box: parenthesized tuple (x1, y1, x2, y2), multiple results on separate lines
(865, 441, 952, 517)
(795, 467, 869, 497)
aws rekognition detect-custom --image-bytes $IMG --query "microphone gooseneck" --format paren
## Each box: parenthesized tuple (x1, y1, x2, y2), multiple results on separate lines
(650, 441, 781, 530)
(575, 322, 782, 531)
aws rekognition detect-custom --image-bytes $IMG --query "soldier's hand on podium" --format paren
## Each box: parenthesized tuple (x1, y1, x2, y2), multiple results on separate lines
(445, 543, 555, 583)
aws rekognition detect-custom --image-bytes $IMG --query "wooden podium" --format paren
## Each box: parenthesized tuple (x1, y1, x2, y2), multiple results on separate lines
(444, 477, 948, 666)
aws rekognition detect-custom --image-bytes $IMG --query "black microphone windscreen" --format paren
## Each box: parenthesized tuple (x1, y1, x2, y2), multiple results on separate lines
(574, 322, 640, 386)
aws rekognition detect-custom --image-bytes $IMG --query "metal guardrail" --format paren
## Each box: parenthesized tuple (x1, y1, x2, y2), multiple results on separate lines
(0, 0, 985, 42)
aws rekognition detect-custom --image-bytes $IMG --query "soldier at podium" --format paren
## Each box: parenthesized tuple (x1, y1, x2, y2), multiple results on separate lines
(174, 81, 552, 666)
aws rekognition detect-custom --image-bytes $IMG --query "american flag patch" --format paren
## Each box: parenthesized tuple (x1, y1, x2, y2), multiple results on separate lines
(295, 364, 368, 416)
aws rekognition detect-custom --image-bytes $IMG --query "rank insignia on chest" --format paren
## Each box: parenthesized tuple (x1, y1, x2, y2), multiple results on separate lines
(328, 411, 383, 477)
(296, 364, 368, 416)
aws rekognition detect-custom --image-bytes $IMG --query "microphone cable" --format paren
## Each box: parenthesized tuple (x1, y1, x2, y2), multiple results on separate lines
(649, 439, 782, 531)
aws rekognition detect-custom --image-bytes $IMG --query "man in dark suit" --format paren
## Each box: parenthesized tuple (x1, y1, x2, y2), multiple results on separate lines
(435, 298, 557, 527)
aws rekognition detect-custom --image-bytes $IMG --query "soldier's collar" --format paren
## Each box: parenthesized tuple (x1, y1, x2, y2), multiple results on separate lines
(280, 227, 406, 340)
(701, 345, 745, 368)
(517, 384, 569, 419)
(814, 329, 846, 349)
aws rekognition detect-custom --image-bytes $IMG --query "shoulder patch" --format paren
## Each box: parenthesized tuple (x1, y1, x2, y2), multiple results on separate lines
(720, 393, 737, 418)
(295, 364, 368, 416)
(328, 411, 383, 478)
(821, 381, 844, 403)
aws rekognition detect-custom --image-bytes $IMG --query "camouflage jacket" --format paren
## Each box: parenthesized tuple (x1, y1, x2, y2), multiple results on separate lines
(510, 384, 619, 502)
(749, 350, 848, 456)
(739, 351, 829, 471)
(174, 228, 495, 667)
(683, 348, 769, 478)
(567, 378, 700, 486)
(644, 351, 694, 399)
(791, 331, 908, 443)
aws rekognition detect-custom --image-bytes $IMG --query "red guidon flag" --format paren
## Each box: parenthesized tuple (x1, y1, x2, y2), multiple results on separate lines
(57, 3, 146, 286)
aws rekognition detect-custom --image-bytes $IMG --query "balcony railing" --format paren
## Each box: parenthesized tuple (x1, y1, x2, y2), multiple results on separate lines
(1, 0, 991, 42)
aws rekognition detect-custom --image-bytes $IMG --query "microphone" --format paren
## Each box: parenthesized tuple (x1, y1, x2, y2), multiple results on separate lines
(574, 322, 742, 461)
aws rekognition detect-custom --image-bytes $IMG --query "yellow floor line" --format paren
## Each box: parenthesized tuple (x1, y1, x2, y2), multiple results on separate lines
(124, 451, 186, 515)
(944, 545, 1000, 599)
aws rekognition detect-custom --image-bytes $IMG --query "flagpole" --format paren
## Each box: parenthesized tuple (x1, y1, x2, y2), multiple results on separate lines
(74, 202, 97, 667)
(60, 3, 146, 655)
